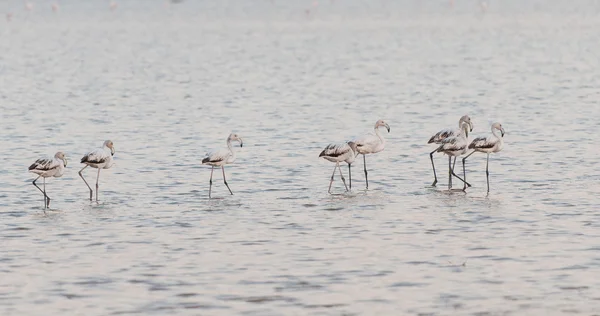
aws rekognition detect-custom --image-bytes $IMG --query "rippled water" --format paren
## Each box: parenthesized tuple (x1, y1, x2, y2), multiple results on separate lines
(1, 1, 600, 315)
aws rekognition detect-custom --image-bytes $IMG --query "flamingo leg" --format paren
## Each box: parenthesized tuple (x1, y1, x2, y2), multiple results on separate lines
(222, 166, 233, 195)
(429, 149, 438, 186)
(78, 165, 93, 200)
(32, 175, 48, 209)
(450, 157, 468, 184)
(44, 177, 51, 208)
(328, 163, 337, 194)
(448, 156, 452, 190)
(451, 161, 471, 188)
(452, 157, 458, 180)
(462, 150, 477, 191)
(208, 166, 214, 198)
(338, 163, 348, 191)
(348, 164, 352, 190)
(486, 154, 490, 193)
(95, 168, 101, 202)
(363, 154, 368, 189)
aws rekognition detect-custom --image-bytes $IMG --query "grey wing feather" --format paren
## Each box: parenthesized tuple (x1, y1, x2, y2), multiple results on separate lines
(354, 134, 378, 148)
(203, 149, 230, 164)
(29, 158, 58, 171)
(319, 143, 350, 157)
(469, 136, 497, 149)
(437, 136, 466, 152)
(428, 128, 455, 144)
(81, 148, 108, 164)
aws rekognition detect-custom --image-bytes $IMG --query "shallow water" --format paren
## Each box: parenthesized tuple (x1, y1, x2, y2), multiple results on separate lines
(1, 1, 600, 315)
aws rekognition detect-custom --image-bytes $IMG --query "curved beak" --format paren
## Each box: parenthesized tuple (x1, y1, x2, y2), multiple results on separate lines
(64, 157, 68, 167)
(500, 128, 505, 137)
(111, 147, 115, 156)
(384, 123, 390, 133)
(469, 122, 474, 132)
(239, 138, 243, 148)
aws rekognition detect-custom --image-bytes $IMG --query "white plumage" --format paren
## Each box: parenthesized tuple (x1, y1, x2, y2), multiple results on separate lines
(352, 119, 390, 189)
(319, 142, 357, 163)
(437, 133, 469, 156)
(468, 125, 504, 154)
(319, 141, 358, 193)
(79, 140, 116, 201)
(29, 153, 67, 177)
(202, 148, 235, 167)
(28, 152, 68, 209)
(202, 133, 243, 198)
(80, 142, 115, 169)
(428, 115, 473, 144)
(428, 115, 473, 186)
(462, 122, 505, 192)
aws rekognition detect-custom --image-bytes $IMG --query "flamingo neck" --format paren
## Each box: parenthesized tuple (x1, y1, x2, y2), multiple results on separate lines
(56, 158, 66, 175)
(375, 126, 386, 144)
(459, 122, 469, 139)
(227, 139, 236, 161)
(492, 128, 502, 143)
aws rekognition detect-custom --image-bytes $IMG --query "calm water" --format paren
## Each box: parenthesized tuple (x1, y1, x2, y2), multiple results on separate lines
(1, 1, 600, 315)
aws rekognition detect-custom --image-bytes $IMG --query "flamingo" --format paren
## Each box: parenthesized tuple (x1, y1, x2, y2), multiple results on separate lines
(428, 115, 473, 186)
(319, 141, 359, 193)
(353, 120, 390, 189)
(79, 140, 115, 201)
(462, 122, 505, 192)
(434, 121, 471, 190)
(202, 133, 243, 198)
(28, 152, 68, 209)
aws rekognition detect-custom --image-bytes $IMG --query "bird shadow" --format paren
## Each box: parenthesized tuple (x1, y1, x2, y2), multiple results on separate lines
(426, 184, 468, 194)
(31, 207, 67, 220)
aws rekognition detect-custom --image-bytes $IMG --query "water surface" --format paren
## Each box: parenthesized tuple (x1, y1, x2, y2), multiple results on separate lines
(1, 1, 600, 315)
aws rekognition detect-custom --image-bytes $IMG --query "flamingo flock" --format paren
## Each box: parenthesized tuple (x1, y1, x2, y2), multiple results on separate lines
(319, 118, 504, 194)
(27, 118, 505, 207)
(427, 116, 505, 192)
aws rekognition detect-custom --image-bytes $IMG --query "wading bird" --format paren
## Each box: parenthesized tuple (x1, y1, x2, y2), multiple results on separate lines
(79, 140, 115, 201)
(202, 133, 243, 198)
(319, 141, 358, 193)
(428, 115, 473, 187)
(353, 120, 390, 189)
(434, 121, 471, 190)
(462, 122, 505, 192)
(28, 152, 68, 209)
